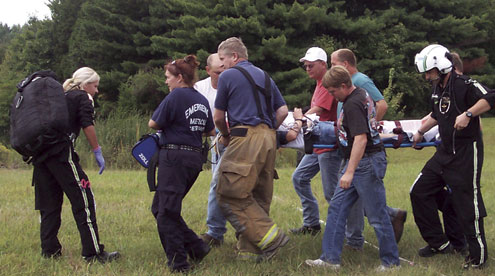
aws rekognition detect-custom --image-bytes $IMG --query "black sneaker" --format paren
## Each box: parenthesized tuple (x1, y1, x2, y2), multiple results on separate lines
(418, 243, 453, 257)
(42, 248, 62, 259)
(463, 255, 487, 270)
(289, 225, 321, 236)
(259, 232, 290, 261)
(84, 251, 121, 264)
(190, 242, 210, 263)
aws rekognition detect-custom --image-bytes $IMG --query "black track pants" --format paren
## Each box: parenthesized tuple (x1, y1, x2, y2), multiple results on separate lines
(410, 141, 487, 264)
(34, 146, 103, 257)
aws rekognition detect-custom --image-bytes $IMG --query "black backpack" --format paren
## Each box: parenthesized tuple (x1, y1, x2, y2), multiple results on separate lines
(10, 70, 70, 158)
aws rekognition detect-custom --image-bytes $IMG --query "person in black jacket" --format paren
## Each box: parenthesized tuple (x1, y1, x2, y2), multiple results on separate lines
(412, 44, 495, 269)
(32, 67, 119, 263)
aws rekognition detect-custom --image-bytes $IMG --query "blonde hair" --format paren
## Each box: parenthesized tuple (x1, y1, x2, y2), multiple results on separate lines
(63, 67, 100, 92)
(218, 37, 248, 59)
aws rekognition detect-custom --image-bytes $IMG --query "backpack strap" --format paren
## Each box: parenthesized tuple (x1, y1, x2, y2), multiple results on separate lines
(145, 133, 161, 192)
(232, 66, 276, 128)
(17, 70, 58, 92)
(147, 150, 159, 192)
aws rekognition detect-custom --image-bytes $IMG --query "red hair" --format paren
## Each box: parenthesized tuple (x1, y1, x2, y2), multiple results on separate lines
(165, 55, 200, 87)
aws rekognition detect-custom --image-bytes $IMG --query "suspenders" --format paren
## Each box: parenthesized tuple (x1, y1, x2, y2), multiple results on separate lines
(232, 66, 276, 128)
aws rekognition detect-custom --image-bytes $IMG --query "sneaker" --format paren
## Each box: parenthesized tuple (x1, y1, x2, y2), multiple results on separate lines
(190, 242, 210, 263)
(305, 259, 341, 270)
(418, 243, 453, 257)
(260, 232, 290, 261)
(42, 248, 62, 259)
(375, 264, 400, 272)
(391, 209, 407, 243)
(200, 233, 223, 247)
(463, 255, 487, 270)
(84, 251, 121, 264)
(289, 225, 321, 236)
(171, 266, 191, 274)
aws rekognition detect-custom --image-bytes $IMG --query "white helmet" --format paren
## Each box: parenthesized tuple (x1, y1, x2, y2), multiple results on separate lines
(414, 44, 452, 74)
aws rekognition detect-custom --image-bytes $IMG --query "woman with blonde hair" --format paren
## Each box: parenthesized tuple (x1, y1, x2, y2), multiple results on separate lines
(34, 66, 119, 263)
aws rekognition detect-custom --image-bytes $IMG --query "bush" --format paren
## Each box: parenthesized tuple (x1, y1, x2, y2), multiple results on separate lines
(0, 143, 29, 169)
(75, 109, 152, 170)
(117, 68, 166, 115)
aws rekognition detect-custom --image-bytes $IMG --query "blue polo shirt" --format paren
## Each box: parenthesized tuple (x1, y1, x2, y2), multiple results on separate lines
(151, 87, 214, 148)
(215, 60, 286, 128)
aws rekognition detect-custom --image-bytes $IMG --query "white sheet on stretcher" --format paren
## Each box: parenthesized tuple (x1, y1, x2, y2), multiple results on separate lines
(379, 120, 439, 142)
(278, 116, 439, 150)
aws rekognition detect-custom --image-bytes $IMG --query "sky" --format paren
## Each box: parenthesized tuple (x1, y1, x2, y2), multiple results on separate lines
(0, 0, 51, 27)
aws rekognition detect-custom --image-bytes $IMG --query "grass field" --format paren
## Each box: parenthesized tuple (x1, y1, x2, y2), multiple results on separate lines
(1, 119, 495, 276)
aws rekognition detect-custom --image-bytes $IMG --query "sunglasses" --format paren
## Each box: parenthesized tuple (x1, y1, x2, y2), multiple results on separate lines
(302, 64, 315, 70)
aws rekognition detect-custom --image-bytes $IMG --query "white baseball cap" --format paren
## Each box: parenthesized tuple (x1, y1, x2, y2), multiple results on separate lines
(300, 47, 327, 62)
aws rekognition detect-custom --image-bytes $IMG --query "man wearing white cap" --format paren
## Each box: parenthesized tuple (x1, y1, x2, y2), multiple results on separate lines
(290, 47, 341, 235)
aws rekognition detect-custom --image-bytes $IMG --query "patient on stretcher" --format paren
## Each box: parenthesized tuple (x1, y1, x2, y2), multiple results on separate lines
(278, 112, 439, 150)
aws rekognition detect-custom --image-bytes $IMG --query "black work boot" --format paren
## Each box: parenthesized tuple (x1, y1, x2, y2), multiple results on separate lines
(289, 225, 321, 236)
(84, 251, 121, 264)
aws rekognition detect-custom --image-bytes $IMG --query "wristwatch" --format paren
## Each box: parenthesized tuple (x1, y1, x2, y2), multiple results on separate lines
(465, 111, 473, 118)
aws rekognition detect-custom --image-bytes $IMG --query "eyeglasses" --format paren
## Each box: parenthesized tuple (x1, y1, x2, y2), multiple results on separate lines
(302, 64, 315, 70)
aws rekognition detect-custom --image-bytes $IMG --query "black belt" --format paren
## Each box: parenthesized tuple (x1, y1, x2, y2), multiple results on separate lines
(230, 128, 248, 137)
(161, 144, 201, 153)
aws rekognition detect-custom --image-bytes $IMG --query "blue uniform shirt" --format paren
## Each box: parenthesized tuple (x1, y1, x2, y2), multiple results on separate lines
(215, 60, 286, 128)
(151, 87, 214, 148)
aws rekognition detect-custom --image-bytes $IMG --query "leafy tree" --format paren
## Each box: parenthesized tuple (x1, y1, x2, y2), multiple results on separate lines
(47, 0, 86, 78)
(0, 23, 21, 64)
(117, 68, 166, 115)
(2, 0, 495, 144)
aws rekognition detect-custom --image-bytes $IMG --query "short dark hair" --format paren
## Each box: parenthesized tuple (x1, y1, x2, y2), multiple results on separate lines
(336, 49, 357, 67)
(451, 52, 463, 73)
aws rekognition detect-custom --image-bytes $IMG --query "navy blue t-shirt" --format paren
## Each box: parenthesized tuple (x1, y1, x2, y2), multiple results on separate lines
(151, 87, 214, 148)
(215, 60, 286, 128)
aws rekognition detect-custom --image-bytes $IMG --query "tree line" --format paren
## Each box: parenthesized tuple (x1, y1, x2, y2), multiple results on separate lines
(1, 0, 495, 145)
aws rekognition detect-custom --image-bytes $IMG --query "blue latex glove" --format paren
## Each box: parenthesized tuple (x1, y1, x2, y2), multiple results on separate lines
(93, 146, 105, 174)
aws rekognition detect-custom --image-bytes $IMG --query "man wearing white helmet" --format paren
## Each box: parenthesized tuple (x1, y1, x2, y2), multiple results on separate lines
(411, 44, 495, 269)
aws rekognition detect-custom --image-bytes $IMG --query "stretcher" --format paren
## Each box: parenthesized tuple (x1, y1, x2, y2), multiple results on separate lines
(278, 113, 440, 151)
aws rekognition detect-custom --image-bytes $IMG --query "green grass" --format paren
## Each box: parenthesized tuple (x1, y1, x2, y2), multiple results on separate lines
(1, 118, 495, 275)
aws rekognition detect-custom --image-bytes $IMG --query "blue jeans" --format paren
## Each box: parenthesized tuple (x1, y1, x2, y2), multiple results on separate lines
(348, 193, 400, 249)
(205, 143, 227, 240)
(292, 153, 320, 226)
(320, 150, 364, 248)
(320, 151, 399, 266)
(292, 150, 340, 227)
